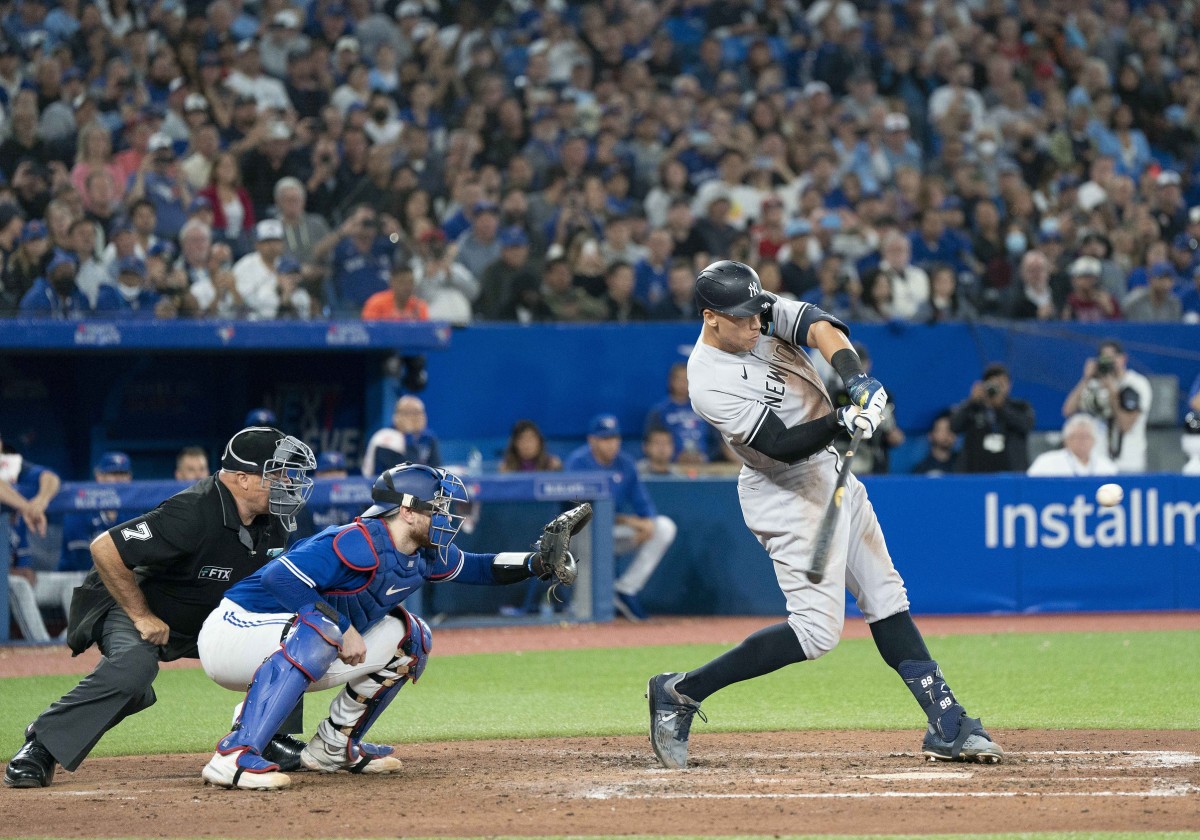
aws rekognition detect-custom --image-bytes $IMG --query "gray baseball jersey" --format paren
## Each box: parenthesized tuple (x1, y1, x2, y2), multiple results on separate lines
(687, 297, 909, 659)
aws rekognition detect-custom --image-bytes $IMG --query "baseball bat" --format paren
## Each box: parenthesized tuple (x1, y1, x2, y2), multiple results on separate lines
(806, 426, 866, 584)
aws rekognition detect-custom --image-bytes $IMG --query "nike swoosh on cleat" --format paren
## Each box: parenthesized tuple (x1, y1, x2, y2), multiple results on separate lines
(385, 585, 411, 596)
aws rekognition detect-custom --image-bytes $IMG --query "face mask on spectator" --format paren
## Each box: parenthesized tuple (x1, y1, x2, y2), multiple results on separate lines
(1005, 231, 1027, 255)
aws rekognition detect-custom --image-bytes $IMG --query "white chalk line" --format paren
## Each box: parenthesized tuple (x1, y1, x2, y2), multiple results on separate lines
(582, 783, 1200, 801)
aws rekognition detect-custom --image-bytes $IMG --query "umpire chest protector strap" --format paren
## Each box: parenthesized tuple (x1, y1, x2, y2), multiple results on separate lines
(323, 520, 426, 631)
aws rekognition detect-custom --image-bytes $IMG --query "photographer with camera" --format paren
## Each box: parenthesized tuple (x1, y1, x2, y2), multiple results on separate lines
(1061, 339, 1152, 473)
(949, 363, 1035, 473)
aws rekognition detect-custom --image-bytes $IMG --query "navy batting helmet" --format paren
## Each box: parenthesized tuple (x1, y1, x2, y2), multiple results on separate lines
(362, 462, 468, 558)
(694, 260, 774, 316)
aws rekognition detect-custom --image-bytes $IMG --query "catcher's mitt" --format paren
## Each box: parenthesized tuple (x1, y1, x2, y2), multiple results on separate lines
(530, 502, 593, 586)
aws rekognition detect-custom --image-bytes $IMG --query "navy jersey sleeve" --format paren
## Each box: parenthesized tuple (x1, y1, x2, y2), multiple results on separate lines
(60, 513, 97, 571)
(622, 455, 657, 518)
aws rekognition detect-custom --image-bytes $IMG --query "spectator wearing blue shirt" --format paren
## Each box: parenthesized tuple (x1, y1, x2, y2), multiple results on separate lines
(60, 452, 134, 572)
(329, 204, 392, 315)
(125, 132, 190, 241)
(909, 210, 968, 276)
(564, 414, 676, 621)
(94, 256, 160, 316)
(2, 433, 62, 642)
(1182, 265, 1200, 323)
(644, 363, 724, 465)
(634, 228, 673, 308)
(18, 251, 90, 317)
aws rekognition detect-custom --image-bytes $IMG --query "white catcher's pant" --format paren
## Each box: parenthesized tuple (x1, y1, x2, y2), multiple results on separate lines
(613, 515, 677, 596)
(738, 450, 910, 661)
(198, 598, 413, 692)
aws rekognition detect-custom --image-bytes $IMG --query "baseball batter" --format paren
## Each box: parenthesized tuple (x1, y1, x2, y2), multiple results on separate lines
(647, 260, 1002, 768)
(197, 462, 584, 789)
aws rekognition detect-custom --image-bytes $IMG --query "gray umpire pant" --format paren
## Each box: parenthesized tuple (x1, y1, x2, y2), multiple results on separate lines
(30, 606, 306, 773)
(31, 606, 160, 771)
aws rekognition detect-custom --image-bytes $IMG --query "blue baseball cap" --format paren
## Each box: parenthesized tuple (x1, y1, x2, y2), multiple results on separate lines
(46, 250, 77, 276)
(110, 217, 133, 236)
(472, 200, 499, 215)
(188, 195, 212, 213)
(499, 226, 529, 248)
(117, 256, 145, 277)
(1149, 261, 1175, 278)
(588, 413, 621, 437)
(244, 407, 277, 426)
(819, 213, 842, 231)
(147, 240, 176, 260)
(1172, 232, 1197, 251)
(20, 220, 46, 242)
(95, 451, 132, 474)
(316, 451, 347, 472)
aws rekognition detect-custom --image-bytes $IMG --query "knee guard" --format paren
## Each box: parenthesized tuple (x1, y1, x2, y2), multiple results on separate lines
(218, 605, 342, 758)
(326, 606, 431, 751)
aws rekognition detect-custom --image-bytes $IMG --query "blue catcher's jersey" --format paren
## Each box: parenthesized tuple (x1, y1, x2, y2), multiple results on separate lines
(226, 517, 496, 633)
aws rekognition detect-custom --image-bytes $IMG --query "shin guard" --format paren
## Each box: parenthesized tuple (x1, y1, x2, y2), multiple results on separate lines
(218, 606, 342, 757)
(323, 608, 431, 761)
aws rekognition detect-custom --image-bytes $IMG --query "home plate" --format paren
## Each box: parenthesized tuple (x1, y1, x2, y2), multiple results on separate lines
(859, 771, 973, 780)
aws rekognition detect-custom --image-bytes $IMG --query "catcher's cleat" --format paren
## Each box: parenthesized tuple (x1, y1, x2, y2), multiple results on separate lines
(647, 672, 705, 769)
(202, 749, 291, 790)
(921, 713, 1003, 764)
(300, 729, 403, 774)
(262, 734, 307, 772)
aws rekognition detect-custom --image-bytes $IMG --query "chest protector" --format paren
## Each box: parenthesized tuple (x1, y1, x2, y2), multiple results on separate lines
(323, 519, 433, 631)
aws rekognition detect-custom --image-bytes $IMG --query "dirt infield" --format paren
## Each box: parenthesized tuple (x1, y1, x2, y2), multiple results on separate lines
(3, 613, 1199, 837)
(4, 731, 1199, 837)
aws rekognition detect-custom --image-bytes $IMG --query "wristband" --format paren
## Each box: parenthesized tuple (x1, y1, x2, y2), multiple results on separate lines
(830, 348, 866, 383)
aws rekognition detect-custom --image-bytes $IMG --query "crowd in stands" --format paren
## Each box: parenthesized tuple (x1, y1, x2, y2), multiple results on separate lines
(1, 0, 1200, 323)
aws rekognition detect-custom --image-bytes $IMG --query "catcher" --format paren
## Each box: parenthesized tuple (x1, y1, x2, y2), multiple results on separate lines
(196, 461, 589, 789)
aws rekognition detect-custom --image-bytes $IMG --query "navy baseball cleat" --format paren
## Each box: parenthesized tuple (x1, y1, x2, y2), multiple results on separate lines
(3, 727, 56, 788)
(922, 713, 1004, 764)
(646, 672, 705, 769)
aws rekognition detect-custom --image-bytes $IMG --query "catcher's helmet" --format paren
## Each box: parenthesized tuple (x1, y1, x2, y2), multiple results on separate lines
(362, 462, 468, 557)
(694, 260, 775, 316)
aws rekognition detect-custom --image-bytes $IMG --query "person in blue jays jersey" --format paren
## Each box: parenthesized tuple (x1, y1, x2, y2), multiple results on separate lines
(60, 451, 136, 572)
(196, 462, 568, 789)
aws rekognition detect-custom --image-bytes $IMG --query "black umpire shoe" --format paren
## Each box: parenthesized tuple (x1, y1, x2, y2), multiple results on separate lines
(263, 734, 306, 772)
(4, 728, 56, 788)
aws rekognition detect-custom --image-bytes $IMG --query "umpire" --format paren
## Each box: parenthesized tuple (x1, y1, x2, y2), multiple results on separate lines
(3, 427, 316, 788)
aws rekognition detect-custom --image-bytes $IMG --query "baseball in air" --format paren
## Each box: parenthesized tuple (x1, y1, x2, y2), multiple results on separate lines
(1095, 483, 1124, 507)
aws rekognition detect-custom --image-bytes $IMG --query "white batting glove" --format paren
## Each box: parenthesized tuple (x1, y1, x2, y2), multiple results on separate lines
(854, 392, 887, 439)
(836, 405, 863, 436)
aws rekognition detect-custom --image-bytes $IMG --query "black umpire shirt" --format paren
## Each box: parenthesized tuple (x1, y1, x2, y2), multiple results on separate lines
(106, 475, 289, 640)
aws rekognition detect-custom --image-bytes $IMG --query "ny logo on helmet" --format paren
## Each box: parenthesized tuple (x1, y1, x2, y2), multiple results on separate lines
(748, 281, 761, 295)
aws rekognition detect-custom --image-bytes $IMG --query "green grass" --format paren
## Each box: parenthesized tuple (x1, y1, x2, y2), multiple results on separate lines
(1, 630, 1197, 761)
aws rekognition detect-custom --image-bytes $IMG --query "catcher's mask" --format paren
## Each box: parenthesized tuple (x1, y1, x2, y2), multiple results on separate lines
(221, 427, 316, 533)
(363, 462, 468, 559)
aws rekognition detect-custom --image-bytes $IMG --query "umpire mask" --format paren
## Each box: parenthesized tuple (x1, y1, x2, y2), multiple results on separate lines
(222, 427, 317, 532)
(263, 435, 317, 531)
